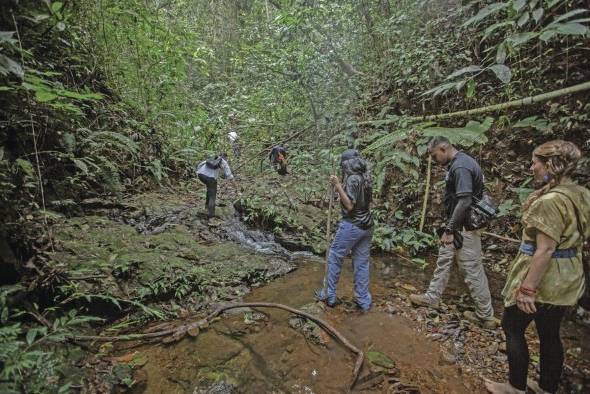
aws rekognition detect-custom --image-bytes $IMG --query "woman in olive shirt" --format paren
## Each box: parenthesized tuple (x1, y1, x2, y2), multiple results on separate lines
(485, 140, 590, 394)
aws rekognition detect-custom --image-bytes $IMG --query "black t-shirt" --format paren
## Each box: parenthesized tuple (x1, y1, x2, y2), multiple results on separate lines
(444, 152, 484, 220)
(342, 174, 373, 229)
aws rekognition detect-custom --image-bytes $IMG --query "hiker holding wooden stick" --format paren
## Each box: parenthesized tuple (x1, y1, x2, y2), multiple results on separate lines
(315, 149, 374, 312)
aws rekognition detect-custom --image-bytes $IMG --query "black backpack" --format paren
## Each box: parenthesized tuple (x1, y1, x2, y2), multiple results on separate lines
(205, 156, 222, 169)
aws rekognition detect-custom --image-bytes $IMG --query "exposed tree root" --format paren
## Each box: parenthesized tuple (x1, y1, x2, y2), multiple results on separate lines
(71, 301, 364, 391)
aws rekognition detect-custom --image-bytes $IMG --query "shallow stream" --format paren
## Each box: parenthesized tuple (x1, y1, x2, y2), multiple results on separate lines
(107, 206, 589, 393)
(123, 254, 481, 393)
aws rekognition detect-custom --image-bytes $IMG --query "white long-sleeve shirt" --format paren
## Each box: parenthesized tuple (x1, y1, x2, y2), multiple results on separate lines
(227, 130, 238, 143)
(196, 158, 234, 180)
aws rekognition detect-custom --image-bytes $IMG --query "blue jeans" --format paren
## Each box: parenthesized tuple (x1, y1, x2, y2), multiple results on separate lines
(322, 221, 373, 310)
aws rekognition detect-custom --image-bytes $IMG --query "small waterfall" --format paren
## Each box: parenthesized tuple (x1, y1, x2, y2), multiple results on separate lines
(220, 217, 291, 257)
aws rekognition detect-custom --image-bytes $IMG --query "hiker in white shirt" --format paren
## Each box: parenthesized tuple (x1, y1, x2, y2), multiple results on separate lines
(196, 153, 238, 219)
(227, 129, 240, 158)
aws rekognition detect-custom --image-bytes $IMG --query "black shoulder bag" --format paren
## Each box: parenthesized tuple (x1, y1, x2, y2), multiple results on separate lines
(466, 192, 498, 230)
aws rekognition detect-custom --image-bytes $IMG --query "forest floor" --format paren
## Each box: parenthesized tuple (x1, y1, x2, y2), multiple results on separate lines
(43, 173, 590, 393)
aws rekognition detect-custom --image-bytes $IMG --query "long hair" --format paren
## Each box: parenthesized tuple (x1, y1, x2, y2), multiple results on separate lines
(341, 156, 372, 191)
(522, 140, 581, 212)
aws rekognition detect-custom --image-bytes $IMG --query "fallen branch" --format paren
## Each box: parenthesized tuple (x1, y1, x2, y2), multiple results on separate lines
(482, 231, 520, 244)
(67, 274, 109, 281)
(358, 80, 590, 126)
(71, 302, 364, 391)
(392, 251, 417, 265)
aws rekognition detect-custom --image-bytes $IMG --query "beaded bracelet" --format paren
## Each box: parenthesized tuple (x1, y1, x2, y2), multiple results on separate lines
(519, 285, 537, 296)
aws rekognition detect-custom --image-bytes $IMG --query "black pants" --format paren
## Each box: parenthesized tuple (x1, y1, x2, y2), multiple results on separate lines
(198, 174, 217, 218)
(502, 304, 567, 393)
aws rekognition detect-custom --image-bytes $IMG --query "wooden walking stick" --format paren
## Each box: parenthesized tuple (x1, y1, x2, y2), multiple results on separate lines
(320, 155, 338, 295)
(322, 183, 334, 292)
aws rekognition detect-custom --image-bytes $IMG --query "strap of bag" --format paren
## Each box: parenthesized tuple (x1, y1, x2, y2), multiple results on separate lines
(550, 190, 586, 246)
(550, 190, 589, 286)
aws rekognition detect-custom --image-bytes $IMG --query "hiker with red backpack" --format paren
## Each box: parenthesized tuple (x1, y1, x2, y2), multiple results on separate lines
(196, 153, 239, 219)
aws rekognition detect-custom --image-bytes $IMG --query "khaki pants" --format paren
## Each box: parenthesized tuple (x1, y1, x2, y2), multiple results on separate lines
(425, 230, 494, 320)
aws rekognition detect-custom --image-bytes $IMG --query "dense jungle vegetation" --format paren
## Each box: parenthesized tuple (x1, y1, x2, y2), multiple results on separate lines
(1, 0, 589, 392)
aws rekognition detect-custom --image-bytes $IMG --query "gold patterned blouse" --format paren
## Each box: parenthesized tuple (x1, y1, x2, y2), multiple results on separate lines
(502, 181, 590, 307)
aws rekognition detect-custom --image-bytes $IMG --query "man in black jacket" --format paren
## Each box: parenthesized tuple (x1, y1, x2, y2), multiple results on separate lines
(409, 136, 497, 329)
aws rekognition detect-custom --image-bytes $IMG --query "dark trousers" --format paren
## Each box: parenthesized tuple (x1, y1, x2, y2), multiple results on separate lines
(502, 304, 566, 393)
(198, 174, 217, 218)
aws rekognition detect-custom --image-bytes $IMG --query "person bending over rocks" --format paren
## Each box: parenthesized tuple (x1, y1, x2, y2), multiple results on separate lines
(195, 153, 239, 219)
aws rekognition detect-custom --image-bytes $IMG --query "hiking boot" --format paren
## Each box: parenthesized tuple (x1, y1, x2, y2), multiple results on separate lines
(313, 288, 341, 308)
(463, 310, 499, 329)
(409, 293, 439, 309)
(357, 307, 370, 315)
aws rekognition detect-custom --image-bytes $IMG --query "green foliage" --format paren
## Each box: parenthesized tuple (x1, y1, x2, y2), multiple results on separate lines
(0, 286, 103, 393)
(497, 198, 517, 217)
(21, 74, 102, 115)
(372, 225, 436, 256)
(421, 117, 494, 147)
(513, 115, 552, 132)
(420, 0, 590, 103)
(0, 31, 23, 78)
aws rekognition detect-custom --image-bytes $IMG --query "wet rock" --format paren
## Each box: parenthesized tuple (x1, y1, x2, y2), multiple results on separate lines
(439, 351, 457, 365)
(288, 302, 329, 346)
(264, 258, 296, 279)
(486, 342, 499, 355)
(193, 381, 236, 394)
(428, 333, 445, 341)
(427, 310, 439, 319)
(367, 351, 395, 369)
(384, 302, 398, 315)
(216, 306, 252, 316)
(355, 372, 385, 390)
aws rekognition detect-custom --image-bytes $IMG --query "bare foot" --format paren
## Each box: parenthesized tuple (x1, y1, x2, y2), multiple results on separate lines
(484, 379, 525, 394)
(527, 379, 550, 394)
